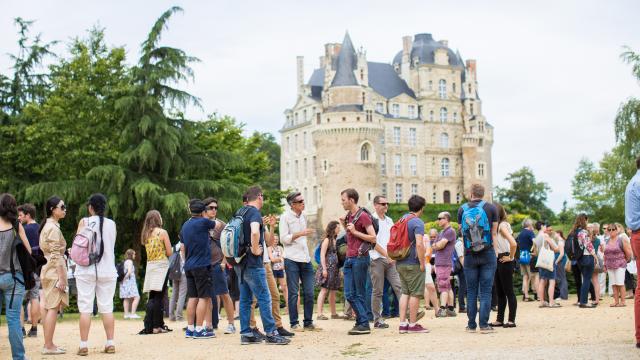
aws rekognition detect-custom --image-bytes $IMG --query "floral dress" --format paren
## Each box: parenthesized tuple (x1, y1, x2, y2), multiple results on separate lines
(119, 259, 139, 299)
(315, 238, 341, 290)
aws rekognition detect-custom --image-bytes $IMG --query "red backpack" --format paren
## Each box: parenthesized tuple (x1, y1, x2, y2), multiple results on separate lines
(387, 214, 417, 261)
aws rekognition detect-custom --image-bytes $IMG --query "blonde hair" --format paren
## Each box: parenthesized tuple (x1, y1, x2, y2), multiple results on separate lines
(125, 249, 135, 260)
(141, 210, 163, 245)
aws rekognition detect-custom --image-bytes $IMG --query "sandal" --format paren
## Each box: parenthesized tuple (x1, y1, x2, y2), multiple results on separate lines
(538, 302, 550, 308)
(610, 303, 619, 307)
(161, 325, 173, 332)
(489, 321, 504, 327)
(550, 303, 562, 308)
(317, 314, 329, 320)
(503, 322, 517, 328)
(42, 347, 67, 355)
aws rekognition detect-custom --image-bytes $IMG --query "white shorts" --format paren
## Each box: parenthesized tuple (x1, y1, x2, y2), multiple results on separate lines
(75, 274, 117, 314)
(607, 268, 626, 286)
(425, 264, 434, 285)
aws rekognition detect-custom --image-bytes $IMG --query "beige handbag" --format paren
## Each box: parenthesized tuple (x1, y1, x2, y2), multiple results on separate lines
(535, 241, 555, 272)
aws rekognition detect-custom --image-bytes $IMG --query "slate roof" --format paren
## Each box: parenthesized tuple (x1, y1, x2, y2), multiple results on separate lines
(330, 33, 358, 87)
(392, 33, 464, 68)
(307, 63, 415, 100)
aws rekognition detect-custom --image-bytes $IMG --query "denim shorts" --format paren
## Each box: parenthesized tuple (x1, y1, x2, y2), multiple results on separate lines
(210, 264, 229, 296)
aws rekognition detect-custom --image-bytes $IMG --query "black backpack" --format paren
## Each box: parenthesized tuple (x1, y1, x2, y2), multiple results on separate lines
(565, 229, 584, 262)
(8, 226, 46, 307)
(167, 251, 182, 281)
(116, 261, 126, 282)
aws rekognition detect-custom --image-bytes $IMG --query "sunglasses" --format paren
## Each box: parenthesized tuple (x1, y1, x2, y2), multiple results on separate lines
(207, 206, 218, 210)
(437, 217, 446, 220)
(293, 199, 305, 204)
(377, 202, 389, 206)
(607, 228, 616, 231)
(58, 204, 66, 211)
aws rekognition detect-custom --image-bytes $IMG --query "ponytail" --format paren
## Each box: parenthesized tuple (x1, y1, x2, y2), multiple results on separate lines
(87, 193, 107, 242)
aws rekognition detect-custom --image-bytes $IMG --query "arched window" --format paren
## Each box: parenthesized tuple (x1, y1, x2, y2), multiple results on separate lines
(443, 190, 451, 204)
(440, 107, 448, 123)
(429, 110, 434, 122)
(360, 143, 371, 161)
(440, 133, 449, 148)
(441, 158, 450, 176)
(439, 79, 446, 99)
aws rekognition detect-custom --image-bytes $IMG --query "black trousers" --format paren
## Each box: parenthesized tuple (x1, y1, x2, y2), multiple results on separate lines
(495, 259, 517, 323)
(144, 274, 168, 332)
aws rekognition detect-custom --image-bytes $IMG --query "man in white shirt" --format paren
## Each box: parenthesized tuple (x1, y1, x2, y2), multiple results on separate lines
(369, 196, 402, 329)
(279, 191, 319, 331)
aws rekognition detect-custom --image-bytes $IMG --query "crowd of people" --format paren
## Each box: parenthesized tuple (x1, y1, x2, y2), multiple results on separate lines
(1, 155, 640, 359)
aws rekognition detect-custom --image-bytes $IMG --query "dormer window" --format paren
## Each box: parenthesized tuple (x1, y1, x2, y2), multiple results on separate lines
(391, 104, 400, 118)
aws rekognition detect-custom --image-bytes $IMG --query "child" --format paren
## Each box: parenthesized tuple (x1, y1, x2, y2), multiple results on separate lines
(269, 234, 288, 309)
(315, 221, 341, 320)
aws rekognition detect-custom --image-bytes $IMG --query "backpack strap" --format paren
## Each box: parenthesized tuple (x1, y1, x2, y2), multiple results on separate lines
(477, 200, 486, 209)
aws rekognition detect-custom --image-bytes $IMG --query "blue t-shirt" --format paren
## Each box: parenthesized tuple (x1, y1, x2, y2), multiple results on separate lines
(516, 228, 535, 252)
(180, 217, 216, 271)
(24, 223, 40, 254)
(397, 214, 425, 266)
(242, 206, 264, 269)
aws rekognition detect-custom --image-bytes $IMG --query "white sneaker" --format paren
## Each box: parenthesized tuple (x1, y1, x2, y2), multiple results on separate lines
(129, 314, 141, 319)
(124, 314, 130, 319)
(224, 324, 236, 334)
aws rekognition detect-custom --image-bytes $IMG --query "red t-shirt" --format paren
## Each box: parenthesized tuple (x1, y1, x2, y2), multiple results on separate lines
(346, 209, 373, 258)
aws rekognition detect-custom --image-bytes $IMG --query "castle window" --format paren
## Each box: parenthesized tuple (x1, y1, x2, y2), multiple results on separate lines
(295, 112, 299, 124)
(393, 127, 401, 145)
(357, 117, 360, 122)
(478, 138, 484, 147)
(410, 155, 417, 176)
(304, 158, 308, 177)
(381, 153, 386, 175)
(376, 102, 384, 113)
(382, 183, 388, 198)
(432, 192, 437, 203)
(456, 193, 461, 203)
(323, 160, 328, 173)
(452, 83, 456, 93)
(409, 128, 417, 146)
(429, 80, 433, 90)
(440, 133, 449, 148)
(285, 161, 290, 180)
(391, 104, 400, 118)
(294, 134, 298, 151)
(303, 109, 307, 121)
(468, 83, 472, 94)
(295, 160, 299, 178)
(312, 156, 317, 176)
(316, 113, 321, 124)
(360, 70, 364, 81)
(453, 112, 457, 122)
(313, 186, 318, 205)
(286, 136, 290, 152)
(479, 121, 484, 132)
(440, 107, 448, 123)
(478, 163, 486, 178)
(429, 111, 434, 122)
(342, 117, 346, 122)
(439, 79, 446, 99)
(395, 184, 403, 204)
(411, 184, 418, 195)
(380, 134, 385, 145)
(362, 92, 365, 104)
(408, 105, 416, 119)
(360, 143, 371, 161)
(470, 103, 474, 115)
(394, 154, 402, 176)
(303, 131, 307, 149)
(443, 191, 451, 204)
(441, 158, 450, 177)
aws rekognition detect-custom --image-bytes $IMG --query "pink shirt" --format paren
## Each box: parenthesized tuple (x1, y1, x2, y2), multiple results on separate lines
(604, 236, 627, 270)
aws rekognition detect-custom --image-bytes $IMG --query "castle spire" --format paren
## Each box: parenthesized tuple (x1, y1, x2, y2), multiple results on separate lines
(330, 32, 358, 87)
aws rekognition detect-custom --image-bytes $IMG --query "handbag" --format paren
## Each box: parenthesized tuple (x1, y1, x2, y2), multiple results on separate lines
(594, 252, 605, 273)
(535, 241, 554, 272)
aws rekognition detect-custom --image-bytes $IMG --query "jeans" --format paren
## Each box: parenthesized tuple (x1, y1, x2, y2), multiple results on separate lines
(365, 268, 373, 321)
(236, 266, 275, 336)
(572, 261, 596, 300)
(555, 258, 569, 300)
(284, 259, 315, 327)
(343, 256, 371, 327)
(579, 255, 595, 305)
(494, 260, 517, 323)
(463, 249, 497, 329)
(381, 279, 399, 317)
(0, 272, 26, 360)
(457, 270, 467, 310)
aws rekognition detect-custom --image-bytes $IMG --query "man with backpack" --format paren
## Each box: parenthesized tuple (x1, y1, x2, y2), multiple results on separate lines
(624, 155, 640, 348)
(235, 186, 290, 345)
(279, 191, 319, 332)
(369, 195, 402, 329)
(457, 184, 499, 333)
(180, 200, 217, 339)
(340, 188, 377, 335)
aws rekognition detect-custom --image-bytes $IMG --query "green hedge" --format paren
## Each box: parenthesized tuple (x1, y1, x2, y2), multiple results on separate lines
(387, 203, 461, 223)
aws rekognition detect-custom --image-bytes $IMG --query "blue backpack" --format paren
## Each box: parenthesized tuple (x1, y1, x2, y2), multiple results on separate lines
(460, 200, 492, 253)
(519, 249, 531, 265)
(314, 243, 321, 264)
(220, 206, 251, 266)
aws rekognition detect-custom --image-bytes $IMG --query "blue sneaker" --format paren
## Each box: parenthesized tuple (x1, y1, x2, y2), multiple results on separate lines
(193, 328, 215, 339)
(185, 328, 194, 338)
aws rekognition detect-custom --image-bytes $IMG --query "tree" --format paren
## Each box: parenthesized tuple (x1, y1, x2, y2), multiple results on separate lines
(495, 166, 555, 221)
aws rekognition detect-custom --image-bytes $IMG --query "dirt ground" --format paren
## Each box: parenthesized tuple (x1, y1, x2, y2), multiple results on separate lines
(4, 294, 638, 359)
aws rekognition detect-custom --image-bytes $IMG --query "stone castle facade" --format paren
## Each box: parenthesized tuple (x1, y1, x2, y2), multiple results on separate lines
(280, 32, 493, 228)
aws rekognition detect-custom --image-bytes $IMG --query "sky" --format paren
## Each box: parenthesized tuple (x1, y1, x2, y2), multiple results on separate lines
(2, 0, 640, 212)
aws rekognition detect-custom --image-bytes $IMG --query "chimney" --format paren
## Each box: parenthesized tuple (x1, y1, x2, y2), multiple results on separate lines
(439, 40, 448, 47)
(402, 35, 412, 55)
(297, 56, 304, 93)
(333, 43, 342, 57)
(466, 59, 477, 78)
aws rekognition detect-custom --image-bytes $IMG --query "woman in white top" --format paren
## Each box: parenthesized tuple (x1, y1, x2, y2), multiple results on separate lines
(490, 204, 518, 327)
(75, 194, 117, 356)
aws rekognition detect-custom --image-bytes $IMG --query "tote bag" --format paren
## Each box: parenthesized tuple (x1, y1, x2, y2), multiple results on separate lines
(535, 241, 555, 272)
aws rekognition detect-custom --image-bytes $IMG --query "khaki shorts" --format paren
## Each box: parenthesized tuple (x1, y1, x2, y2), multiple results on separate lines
(396, 264, 425, 298)
(520, 264, 532, 277)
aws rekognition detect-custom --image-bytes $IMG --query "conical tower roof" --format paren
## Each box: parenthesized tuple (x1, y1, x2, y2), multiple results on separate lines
(330, 32, 358, 87)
